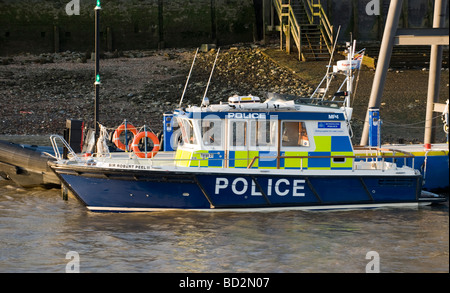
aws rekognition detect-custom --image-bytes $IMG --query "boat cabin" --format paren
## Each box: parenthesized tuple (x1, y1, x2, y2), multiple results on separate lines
(171, 96, 355, 170)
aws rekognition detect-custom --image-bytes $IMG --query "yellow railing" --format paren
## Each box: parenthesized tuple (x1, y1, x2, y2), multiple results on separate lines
(274, 0, 302, 59)
(303, 0, 333, 55)
(274, 0, 334, 59)
(287, 2, 302, 56)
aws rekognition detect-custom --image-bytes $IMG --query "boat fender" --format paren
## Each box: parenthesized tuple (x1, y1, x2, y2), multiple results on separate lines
(421, 150, 430, 185)
(113, 123, 138, 151)
(132, 131, 160, 158)
(156, 131, 164, 152)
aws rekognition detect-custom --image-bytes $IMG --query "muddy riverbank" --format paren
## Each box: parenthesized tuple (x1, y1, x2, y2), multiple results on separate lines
(1, 44, 448, 145)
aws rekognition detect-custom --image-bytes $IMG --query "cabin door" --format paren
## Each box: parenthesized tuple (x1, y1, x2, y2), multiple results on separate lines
(226, 118, 278, 168)
(227, 119, 249, 168)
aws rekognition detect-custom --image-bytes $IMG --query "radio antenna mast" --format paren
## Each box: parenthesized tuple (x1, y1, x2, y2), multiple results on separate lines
(179, 48, 199, 107)
(202, 48, 220, 106)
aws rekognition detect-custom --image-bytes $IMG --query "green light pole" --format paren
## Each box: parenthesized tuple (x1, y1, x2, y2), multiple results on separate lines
(94, 1, 101, 148)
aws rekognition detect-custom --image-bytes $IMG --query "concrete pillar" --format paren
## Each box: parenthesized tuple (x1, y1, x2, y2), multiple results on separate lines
(360, 0, 403, 146)
(424, 0, 447, 148)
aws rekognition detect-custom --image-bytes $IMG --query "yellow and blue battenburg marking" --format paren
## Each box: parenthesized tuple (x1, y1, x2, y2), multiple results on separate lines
(176, 150, 226, 168)
(173, 109, 355, 170)
(175, 136, 354, 170)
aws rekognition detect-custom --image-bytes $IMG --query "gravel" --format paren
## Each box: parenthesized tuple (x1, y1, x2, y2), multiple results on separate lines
(0, 45, 311, 135)
(1, 44, 448, 144)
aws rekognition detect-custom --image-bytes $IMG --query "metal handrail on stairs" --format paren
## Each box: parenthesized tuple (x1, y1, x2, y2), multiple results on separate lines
(274, 0, 333, 60)
(274, 0, 302, 59)
(302, 0, 333, 55)
(287, 2, 302, 58)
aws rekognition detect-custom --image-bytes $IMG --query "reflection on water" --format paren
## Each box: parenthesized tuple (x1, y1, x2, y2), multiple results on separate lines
(0, 178, 448, 273)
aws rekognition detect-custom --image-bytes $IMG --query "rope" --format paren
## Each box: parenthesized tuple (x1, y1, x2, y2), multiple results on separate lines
(380, 114, 443, 128)
(351, 66, 362, 107)
(358, 114, 444, 130)
(102, 120, 157, 135)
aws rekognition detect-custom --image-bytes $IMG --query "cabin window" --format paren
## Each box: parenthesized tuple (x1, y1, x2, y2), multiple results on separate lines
(230, 121, 247, 147)
(250, 120, 277, 147)
(282, 121, 310, 147)
(178, 118, 197, 145)
(201, 120, 222, 147)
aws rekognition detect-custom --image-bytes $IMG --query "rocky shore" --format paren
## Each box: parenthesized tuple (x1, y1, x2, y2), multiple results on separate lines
(1, 44, 448, 145)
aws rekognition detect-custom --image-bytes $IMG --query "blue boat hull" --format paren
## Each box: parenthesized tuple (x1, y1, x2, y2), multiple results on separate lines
(52, 166, 431, 212)
(392, 154, 449, 192)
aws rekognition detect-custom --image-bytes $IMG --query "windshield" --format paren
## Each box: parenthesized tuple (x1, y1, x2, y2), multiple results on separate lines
(177, 118, 198, 145)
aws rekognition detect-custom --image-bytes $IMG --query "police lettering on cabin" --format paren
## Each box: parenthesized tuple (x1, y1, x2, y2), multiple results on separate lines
(215, 177, 305, 197)
(227, 113, 266, 119)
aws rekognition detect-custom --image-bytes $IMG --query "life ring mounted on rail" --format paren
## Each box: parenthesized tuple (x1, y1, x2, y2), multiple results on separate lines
(132, 131, 160, 158)
(113, 123, 138, 151)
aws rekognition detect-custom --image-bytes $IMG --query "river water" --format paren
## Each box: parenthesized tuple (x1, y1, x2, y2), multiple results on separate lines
(0, 177, 448, 274)
(0, 135, 448, 274)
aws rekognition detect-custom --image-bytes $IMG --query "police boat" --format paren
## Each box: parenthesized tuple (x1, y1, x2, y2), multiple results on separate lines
(48, 93, 446, 212)
(48, 41, 446, 212)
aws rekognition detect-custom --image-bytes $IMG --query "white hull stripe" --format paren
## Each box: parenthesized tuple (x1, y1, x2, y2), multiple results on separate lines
(87, 202, 425, 213)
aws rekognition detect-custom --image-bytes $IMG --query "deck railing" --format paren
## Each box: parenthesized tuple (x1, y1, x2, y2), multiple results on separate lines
(246, 147, 416, 171)
(85, 149, 416, 172)
(49, 134, 82, 162)
(51, 135, 416, 172)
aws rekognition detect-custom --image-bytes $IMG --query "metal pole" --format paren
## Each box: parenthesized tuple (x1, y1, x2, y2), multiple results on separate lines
(424, 0, 447, 149)
(346, 40, 356, 109)
(202, 48, 220, 106)
(94, 1, 101, 149)
(446, 100, 449, 145)
(360, 0, 403, 146)
(179, 48, 198, 107)
(124, 120, 128, 152)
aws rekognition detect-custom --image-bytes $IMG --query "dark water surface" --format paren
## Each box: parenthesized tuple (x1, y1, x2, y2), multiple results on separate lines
(0, 178, 448, 273)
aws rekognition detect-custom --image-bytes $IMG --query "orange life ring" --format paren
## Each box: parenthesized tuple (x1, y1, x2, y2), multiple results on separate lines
(113, 123, 138, 151)
(132, 131, 160, 158)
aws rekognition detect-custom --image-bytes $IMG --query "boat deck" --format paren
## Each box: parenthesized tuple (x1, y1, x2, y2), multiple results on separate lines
(382, 143, 448, 154)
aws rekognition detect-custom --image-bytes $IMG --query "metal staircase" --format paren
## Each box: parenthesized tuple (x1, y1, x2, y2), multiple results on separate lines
(273, 0, 333, 61)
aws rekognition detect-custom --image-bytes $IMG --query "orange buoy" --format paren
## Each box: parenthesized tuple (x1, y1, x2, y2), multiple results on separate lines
(132, 131, 160, 158)
(113, 123, 138, 151)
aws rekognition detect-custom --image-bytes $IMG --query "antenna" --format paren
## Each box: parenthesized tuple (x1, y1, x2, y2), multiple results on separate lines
(309, 26, 341, 101)
(324, 25, 341, 89)
(202, 48, 220, 106)
(346, 39, 358, 108)
(326, 25, 341, 74)
(178, 48, 199, 107)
